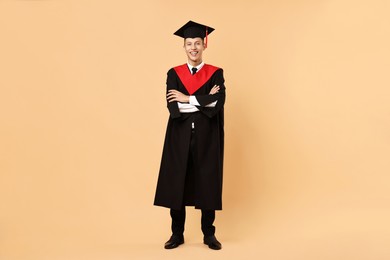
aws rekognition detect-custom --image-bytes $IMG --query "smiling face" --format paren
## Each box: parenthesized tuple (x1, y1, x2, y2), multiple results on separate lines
(184, 37, 206, 66)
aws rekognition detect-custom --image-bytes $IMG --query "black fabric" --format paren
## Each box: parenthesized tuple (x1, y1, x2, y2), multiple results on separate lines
(183, 128, 196, 204)
(201, 210, 216, 236)
(170, 207, 186, 235)
(173, 20, 215, 39)
(170, 207, 216, 236)
(154, 68, 225, 210)
(170, 130, 215, 236)
(192, 67, 198, 75)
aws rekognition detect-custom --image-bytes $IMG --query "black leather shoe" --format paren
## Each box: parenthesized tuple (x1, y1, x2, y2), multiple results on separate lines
(164, 235, 184, 249)
(203, 235, 222, 250)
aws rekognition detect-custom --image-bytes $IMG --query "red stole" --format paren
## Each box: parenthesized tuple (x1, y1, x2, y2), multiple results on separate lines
(173, 64, 220, 95)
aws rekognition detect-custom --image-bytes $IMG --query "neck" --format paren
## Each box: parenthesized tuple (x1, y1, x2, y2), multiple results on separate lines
(188, 60, 203, 67)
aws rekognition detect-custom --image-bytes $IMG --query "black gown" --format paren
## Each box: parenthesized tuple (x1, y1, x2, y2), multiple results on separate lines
(154, 64, 226, 210)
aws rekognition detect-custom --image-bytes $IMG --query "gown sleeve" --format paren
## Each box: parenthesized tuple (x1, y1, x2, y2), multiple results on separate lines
(166, 69, 181, 119)
(193, 69, 226, 118)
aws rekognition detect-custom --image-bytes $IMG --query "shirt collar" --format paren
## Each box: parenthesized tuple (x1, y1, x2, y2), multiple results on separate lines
(187, 61, 205, 72)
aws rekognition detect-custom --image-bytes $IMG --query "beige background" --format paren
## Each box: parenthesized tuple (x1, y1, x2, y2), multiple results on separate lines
(1, 0, 390, 259)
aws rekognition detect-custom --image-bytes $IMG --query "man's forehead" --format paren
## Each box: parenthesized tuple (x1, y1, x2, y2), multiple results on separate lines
(185, 38, 203, 42)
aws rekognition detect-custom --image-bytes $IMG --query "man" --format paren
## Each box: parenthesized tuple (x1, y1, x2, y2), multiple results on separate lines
(154, 20, 226, 250)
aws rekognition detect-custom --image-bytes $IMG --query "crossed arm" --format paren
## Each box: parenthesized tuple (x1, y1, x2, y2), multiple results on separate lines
(166, 85, 220, 103)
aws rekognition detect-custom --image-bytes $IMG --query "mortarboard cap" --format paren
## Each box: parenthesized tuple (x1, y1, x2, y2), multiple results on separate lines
(174, 20, 215, 47)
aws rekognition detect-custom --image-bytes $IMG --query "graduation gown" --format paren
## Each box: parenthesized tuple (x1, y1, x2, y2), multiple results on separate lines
(154, 64, 226, 211)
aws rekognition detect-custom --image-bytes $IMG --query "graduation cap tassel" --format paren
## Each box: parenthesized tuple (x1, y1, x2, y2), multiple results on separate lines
(205, 27, 208, 48)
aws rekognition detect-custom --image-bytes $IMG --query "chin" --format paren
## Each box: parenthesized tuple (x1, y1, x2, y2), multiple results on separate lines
(189, 56, 200, 62)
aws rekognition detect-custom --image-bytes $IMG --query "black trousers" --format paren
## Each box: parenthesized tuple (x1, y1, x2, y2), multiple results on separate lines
(170, 123, 216, 237)
(170, 207, 216, 237)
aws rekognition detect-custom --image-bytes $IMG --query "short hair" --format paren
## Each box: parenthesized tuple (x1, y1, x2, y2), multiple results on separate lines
(183, 38, 205, 44)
